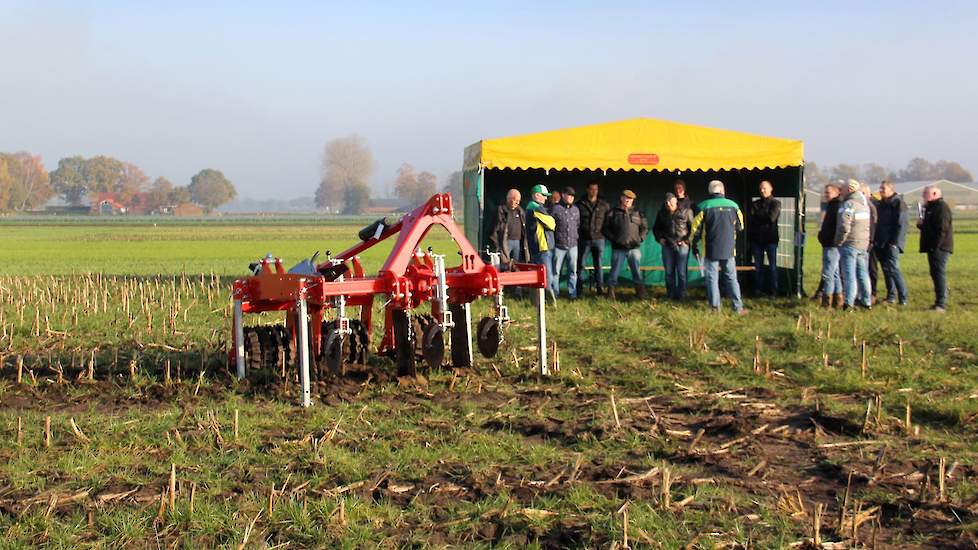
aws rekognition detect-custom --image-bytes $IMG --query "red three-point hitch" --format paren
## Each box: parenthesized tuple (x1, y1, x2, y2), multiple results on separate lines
(229, 194, 549, 407)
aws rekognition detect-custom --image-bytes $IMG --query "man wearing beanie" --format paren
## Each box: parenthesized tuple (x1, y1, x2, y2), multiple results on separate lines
(833, 179, 873, 310)
(551, 186, 581, 299)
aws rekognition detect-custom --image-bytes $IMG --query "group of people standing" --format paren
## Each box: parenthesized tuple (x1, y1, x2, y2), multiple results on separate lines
(489, 178, 785, 315)
(815, 179, 954, 312)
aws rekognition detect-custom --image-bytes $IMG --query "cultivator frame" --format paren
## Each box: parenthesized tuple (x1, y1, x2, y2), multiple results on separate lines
(230, 193, 549, 406)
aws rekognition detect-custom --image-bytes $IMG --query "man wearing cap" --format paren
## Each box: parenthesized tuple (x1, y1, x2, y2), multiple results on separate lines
(488, 189, 529, 271)
(576, 181, 611, 295)
(551, 187, 581, 299)
(602, 189, 649, 299)
(833, 179, 873, 310)
(526, 184, 558, 303)
(747, 180, 781, 296)
(653, 191, 694, 300)
(690, 180, 746, 314)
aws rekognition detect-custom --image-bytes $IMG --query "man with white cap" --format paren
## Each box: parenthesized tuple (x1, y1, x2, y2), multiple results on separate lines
(833, 179, 873, 310)
(690, 180, 746, 314)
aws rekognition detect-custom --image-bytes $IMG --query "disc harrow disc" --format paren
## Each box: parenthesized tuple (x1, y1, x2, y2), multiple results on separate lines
(476, 316, 501, 358)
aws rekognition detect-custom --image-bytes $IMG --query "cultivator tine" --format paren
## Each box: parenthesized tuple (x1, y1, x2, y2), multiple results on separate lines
(537, 287, 548, 376)
(297, 296, 311, 408)
(233, 299, 245, 380)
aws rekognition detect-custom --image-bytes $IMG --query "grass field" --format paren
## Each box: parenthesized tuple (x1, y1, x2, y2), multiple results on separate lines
(0, 214, 976, 548)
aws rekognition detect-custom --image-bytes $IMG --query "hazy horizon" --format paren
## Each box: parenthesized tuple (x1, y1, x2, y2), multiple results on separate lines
(3, 1, 977, 200)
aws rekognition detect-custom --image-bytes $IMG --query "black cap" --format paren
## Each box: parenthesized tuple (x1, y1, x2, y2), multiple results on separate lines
(562, 186, 576, 196)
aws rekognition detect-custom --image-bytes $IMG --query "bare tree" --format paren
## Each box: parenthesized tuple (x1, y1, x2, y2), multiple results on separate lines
(442, 170, 463, 205)
(316, 134, 374, 214)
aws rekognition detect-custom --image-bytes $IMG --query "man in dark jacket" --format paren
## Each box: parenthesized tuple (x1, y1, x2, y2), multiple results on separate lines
(917, 186, 954, 312)
(874, 180, 909, 305)
(488, 189, 529, 269)
(576, 181, 611, 295)
(690, 180, 746, 314)
(817, 183, 844, 308)
(653, 192, 694, 300)
(747, 180, 781, 296)
(602, 189, 648, 299)
(552, 186, 581, 299)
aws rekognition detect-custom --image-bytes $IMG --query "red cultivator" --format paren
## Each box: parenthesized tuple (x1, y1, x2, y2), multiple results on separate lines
(230, 194, 550, 406)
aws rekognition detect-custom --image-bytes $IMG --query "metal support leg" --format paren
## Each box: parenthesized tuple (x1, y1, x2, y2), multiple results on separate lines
(537, 288, 549, 375)
(233, 299, 245, 380)
(297, 297, 311, 408)
(463, 302, 474, 366)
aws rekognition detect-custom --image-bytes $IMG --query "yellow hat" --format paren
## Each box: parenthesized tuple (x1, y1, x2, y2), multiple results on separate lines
(622, 189, 636, 199)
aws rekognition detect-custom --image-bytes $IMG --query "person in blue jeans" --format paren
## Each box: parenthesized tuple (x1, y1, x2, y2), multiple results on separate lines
(834, 180, 873, 309)
(652, 192, 693, 300)
(917, 185, 954, 312)
(874, 180, 909, 305)
(576, 182, 611, 295)
(690, 180, 746, 314)
(601, 190, 648, 300)
(551, 186, 581, 298)
(747, 180, 781, 296)
(816, 183, 844, 307)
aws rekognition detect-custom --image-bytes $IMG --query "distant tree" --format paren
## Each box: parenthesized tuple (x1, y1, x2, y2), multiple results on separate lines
(343, 182, 371, 215)
(896, 157, 936, 182)
(804, 162, 827, 190)
(144, 177, 174, 212)
(828, 163, 860, 183)
(316, 134, 374, 214)
(394, 164, 439, 205)
(860, 163, 889, 185)
(169, 185, 192, 205)
(85, 155, 126, 196)
(49, 156, 89, 204)
(442, 170, 463, 206)
(188, 169, 236, 212)
(0, 152, 52, 211)
(934, 160, 973, 182)
(117, 163, 149, 206)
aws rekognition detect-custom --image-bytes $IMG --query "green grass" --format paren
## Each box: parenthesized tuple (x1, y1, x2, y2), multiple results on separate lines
(0, 215, 976, 548)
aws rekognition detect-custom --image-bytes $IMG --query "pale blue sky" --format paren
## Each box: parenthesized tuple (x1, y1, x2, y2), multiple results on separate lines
(2, 1, 976, 199)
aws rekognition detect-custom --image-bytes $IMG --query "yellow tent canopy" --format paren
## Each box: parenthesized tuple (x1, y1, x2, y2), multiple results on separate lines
(464, 117, 803, 173)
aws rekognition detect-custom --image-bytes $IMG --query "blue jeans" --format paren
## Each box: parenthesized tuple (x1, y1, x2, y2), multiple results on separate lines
(533, 250, 554, 297)
(821, 247, 843, 296)
(609, 248, 642, 287)
(840, 245, 872, 307)
(876, 245, 907, 303)
(661, 243, 689, 299)
(751, 242, 778, 295)
(927, 250, 950, 308)
(504, 239, 522, 267)
(704, 257, 743, 312)
(553, 246, 578, 298)
(578, 239, 606, 289)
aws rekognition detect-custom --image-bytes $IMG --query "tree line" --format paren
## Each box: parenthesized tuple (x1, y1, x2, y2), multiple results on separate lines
(0, 152, 236, 214)
(806, 157, 973, 190)
(314, 134, 462, 214)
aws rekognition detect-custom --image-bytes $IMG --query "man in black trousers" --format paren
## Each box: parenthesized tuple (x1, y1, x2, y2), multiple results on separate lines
(917, 185, 954, 312)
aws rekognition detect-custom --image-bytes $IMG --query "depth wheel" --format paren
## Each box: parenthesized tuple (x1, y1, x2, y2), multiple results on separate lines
(476, 316, 501, 358)
(421, 323, 445, 369)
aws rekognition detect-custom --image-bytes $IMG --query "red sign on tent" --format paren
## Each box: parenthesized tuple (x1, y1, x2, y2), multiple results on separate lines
(627, 153, 660, 165)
